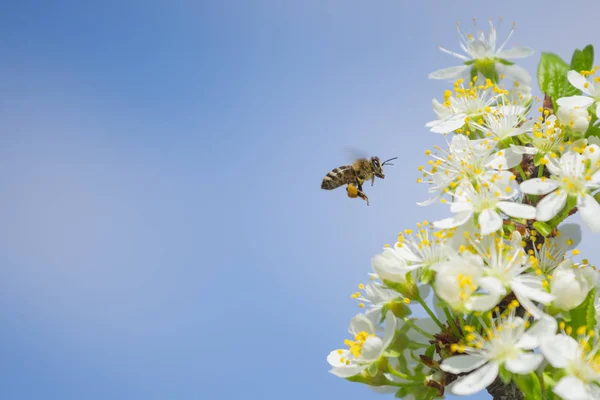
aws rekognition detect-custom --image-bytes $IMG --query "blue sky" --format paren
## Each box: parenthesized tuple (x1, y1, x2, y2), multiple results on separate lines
(0, 1, 598, 399)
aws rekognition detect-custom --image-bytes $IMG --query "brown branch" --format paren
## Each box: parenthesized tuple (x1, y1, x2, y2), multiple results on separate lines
(487, 377, 524, 400)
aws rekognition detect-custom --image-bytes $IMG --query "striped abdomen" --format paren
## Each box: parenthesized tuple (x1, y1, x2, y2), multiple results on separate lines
(321, 165, 356, 190)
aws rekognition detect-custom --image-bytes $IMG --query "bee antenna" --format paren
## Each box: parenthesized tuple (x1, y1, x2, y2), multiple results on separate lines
(382, 157, 398, 166)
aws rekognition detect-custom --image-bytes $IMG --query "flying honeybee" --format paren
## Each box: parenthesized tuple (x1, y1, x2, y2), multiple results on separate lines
(321, 156, 397, 206)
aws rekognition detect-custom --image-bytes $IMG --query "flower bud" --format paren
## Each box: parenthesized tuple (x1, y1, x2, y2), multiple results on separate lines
(556, 96, 594, 135)
(550, 259, 596, 311)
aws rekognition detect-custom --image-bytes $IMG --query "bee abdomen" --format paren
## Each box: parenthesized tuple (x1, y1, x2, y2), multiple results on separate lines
(321, 165, 354, 190)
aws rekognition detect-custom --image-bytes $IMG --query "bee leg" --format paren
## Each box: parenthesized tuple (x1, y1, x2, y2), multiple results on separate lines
(371, 177, 375, 187)
(347, 184, 370, 205)
(357, 190, 370, 206)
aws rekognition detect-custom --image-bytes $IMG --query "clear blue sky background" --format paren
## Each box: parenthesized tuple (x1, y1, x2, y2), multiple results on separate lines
(0, 1, 598, 399)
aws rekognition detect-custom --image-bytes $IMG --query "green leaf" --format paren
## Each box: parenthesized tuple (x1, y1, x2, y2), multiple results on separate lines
(565, 45, 595, 97)
(569, 289, 595, 333)
(570, 45, 594, 71)
(585, 289, 597, 332)
(537, 52, 570, 110)
(513, 373, 542, 400)
(587, 125, 600, 139)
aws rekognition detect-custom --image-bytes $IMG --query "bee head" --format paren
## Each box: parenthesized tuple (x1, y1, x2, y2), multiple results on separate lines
(371, 157, 385, 178)
(372, 156, 398, 179)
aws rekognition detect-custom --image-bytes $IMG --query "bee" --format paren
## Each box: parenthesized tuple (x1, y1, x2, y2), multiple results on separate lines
(321, 156, 397, 205)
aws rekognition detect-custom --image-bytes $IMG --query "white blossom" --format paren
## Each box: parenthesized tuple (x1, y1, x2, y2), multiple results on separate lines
(556, 95, 594, 134)
(327, 312, 397, 378)
(429, 20, 534, 83)
(519, 147, 600, 232)
(541, 333, 600, 400)
(441, 313, 556, 396)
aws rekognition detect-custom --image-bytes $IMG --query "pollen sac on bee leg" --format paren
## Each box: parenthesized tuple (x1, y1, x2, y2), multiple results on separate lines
(346, 184, 369, 205)
(346, 184, 359, 198)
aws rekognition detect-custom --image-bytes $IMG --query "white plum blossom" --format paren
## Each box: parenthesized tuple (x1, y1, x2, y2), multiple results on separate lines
(429, 20, 534, 83)
(433, 251, 500, 312)
(472, 232, 554, 318)
(441, 313, 557, 396)
(327, 311, 397, 378)
(470, 105, 534, 141)
(530, 223, 581, 274)
(426, 78, 501, 134)
(567, 69, 600, 116)
(418, 134, 522, 206)
(519, 147, 600, 232)
(394, 222, 457, 279)
(511, 115, 565, 159)
(433, 182, 535, 236)
(541, 333, 600, 400)
(371, 245, 419, 284)
(556, 95, 594, 134)
(353, 281, 403, 326)
(550, 259, 597, 311)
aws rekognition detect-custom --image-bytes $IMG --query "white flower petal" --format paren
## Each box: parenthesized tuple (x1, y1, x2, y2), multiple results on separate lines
(465, 293, 500, 312)
(540, 335, 578, 369)
(440, 355, 488, 374)
(512, 280, 554, 304)
(577, 193, 600, 233)
(512, 287, 546, 319)
(517, 317, 557, 350)
(511, 145, 538, 155)
(382, 311, 397, 349)
(496, 46, 535, 59)
(479, 209, 503, 235)
(487, 148, 522, 169)
(519, 178, 558, 195)
(535, 190, 567, 222)
(327, 349, 350, 367)
(429, 113, 467, 133)
(497, 201, 536, 219)
(505, 353, 543, 374)
(556, 95, 594, 109)
(330, 363, 368, 378)
(479, 276, 506, 296)
(554, 376, 588, 400)
(497, 64, 532, 84)
(433, 211, 472, 229)
(450, 201, 474, 213)
(451, 362, 499, 396)
(349, 314, 375, 336)
(567, 70, 593, 95)
(429, 65, 469, 80)
(360, 336, 384, 362)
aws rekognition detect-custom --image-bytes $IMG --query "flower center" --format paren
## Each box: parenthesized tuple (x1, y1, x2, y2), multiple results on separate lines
(457, 273, 477, 300)
(561, 176, 586, 195)
(344, 331, 374, 358)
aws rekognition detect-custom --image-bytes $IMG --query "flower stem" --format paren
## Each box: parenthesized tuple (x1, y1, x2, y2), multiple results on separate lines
(516, 165, 528, 181)
(443, 307, 461, 337)
(547, 195, 577, 228)
(386, 365, 426, 382)
(403, 318, 435, 339)
(538, 164, 545, 178)
(415, 295, 444, 330)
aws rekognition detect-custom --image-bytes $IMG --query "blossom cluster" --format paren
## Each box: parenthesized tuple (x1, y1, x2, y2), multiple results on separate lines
(327, 19, 600, 400)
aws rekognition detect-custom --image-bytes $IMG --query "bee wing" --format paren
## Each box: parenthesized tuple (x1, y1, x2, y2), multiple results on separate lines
(344, 146, 369, 162)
